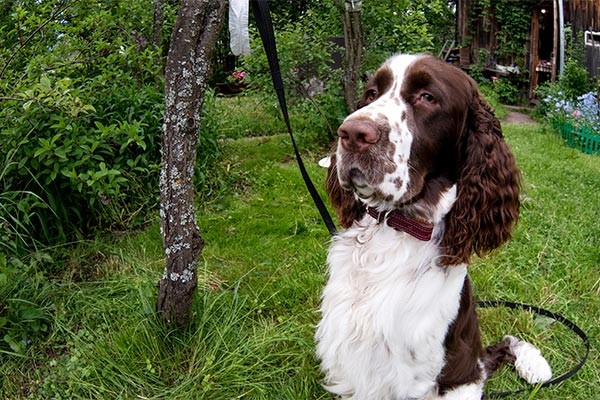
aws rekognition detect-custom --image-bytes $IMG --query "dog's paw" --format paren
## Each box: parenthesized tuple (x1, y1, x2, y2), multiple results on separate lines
(504, 335, 552, 384)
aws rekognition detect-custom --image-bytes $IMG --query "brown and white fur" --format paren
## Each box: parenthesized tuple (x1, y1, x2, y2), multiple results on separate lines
(315, 54, 551, 400)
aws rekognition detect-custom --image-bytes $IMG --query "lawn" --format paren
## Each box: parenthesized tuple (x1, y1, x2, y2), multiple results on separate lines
(1, 120, 598, 399)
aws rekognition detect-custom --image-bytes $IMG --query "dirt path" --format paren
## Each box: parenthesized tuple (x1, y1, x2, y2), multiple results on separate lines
(504, 111, 535, 124)
(503, 106, 536, 124)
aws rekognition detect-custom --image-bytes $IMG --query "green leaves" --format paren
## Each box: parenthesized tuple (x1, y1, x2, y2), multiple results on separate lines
(16, 76, 95, 119)
(0, 253, 53, 356)
(362, 0, 455, 70)
(469, 0, 536, 63)
(0, 0, 167, 245)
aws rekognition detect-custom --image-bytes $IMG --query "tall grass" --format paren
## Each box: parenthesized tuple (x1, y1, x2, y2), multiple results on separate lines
(0, 141, 47, 255)
(1, 121, 598, 399)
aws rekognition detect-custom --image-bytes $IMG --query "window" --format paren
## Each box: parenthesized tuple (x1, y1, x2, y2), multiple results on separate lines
(584, 30, 600, 46)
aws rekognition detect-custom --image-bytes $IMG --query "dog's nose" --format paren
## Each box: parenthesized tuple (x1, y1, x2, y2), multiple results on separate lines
(337, 119, 380, 153)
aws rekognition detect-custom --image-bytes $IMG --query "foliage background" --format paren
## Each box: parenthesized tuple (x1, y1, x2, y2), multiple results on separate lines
(1, 0, 457, 252)
(1, 0, 171, 249)
(1, 1, 597, 399)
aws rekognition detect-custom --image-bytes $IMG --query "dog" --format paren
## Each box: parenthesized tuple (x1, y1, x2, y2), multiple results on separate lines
(315, 54, 551, 400)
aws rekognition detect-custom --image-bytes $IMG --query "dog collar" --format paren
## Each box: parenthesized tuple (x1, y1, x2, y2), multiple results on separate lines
(366, 207, 434, 241)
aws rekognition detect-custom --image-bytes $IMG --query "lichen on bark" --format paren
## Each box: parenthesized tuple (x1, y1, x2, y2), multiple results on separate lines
(157, 0, 226, 327)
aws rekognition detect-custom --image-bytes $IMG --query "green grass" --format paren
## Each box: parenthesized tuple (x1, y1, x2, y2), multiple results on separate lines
(1, 121, 598, 399)
(472, 123, 600, 398)
(203, 90, 342, 145)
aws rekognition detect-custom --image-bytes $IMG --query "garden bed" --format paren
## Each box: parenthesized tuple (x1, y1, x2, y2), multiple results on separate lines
(542, 91, 600, 156)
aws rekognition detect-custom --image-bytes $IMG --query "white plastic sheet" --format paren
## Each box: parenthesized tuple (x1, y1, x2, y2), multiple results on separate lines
(229, 0, 250, 56)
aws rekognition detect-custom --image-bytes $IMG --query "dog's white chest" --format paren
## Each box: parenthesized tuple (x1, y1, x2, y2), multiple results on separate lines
(316, 221, 467, 399)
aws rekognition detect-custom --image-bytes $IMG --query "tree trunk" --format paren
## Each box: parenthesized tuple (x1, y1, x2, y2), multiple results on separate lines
(337, 0, 364, 113)
(157, 0, 227, 327)
(153, 0, 164, 49)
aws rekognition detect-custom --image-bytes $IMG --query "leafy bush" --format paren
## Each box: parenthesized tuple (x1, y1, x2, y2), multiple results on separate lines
(468, 49, 492, 85)
(0, 0, 177, 247)
(244, 15, 341, 103)
(533, 81, 563, 119)
(236, 8, 347, 146)
(289, 86, 347, 146)
(491, 78, 520, 105)
(1, 71, 164, 243)
(534, 59, 595, 119)
(478, 84, 508, 120)
(0, 252, 53, 355)
(559, 59, 594, 99)
(362, 0, 455, 71)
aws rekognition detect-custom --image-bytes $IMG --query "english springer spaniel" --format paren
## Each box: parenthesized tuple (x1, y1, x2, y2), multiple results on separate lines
(315, 54, 551, 400)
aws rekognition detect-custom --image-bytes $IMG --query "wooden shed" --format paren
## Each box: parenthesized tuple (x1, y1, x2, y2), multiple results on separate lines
(455, 0, 600, 98)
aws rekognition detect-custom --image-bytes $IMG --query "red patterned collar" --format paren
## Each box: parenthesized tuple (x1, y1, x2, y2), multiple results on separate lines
(366, 207, 434, 241)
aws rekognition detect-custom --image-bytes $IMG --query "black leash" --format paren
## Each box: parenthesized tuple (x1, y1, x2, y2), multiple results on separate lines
(251, 0, 337, 236)
(249, 2, 588, 397)
(478, 300, 590, 398)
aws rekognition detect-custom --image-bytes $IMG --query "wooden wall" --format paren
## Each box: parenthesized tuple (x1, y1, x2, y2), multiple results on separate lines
(566, 0, 600, 77)
(457, 0, 600, 80)
(566, 0, 600, 32)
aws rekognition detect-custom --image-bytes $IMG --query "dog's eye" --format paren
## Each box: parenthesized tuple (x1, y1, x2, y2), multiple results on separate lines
(419, 92, 435, 103)
(366, 89, 378, 101)
(357, 88, 379, 109)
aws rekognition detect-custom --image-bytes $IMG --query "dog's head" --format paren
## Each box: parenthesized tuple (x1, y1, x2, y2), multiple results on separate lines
(327, 54, 520, 265)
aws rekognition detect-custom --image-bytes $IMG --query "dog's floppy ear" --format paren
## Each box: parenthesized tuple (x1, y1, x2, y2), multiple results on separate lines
(440, 92, 520, 265)
(326, 152, 365, 229)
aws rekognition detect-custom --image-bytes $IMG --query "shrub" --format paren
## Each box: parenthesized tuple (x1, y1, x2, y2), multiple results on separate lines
(560, 59, 594, 99)
(533, 80, 564, 119)
(492, 77, 520, 105)
(244, 16, 341, 103)
(534, 54, 595, 120)
(478, 84, 508, 120)
(0, 72, 164, 243)
(0, 252, 53, 355)
(469, 49, 492, 85)
(0, 1, 167, 246)
(226, 8, 347, 147)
